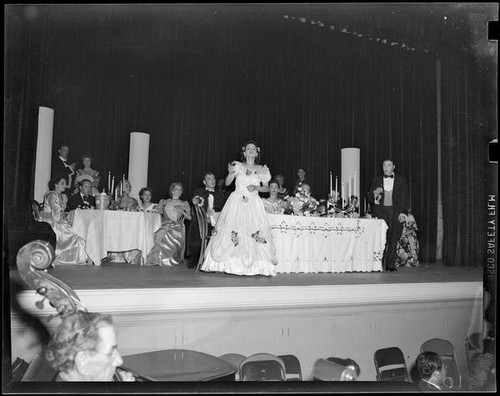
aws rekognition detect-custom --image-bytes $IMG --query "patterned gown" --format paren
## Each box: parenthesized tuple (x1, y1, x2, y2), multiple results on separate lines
(395, 214, 419, 267)
(39, 191, 90, 265)
(200, 161, 277, 276)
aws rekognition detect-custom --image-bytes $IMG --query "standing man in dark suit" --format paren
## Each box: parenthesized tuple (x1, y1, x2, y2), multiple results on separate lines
(51, 144, 76, 197)
(186, 172, 228, 268)
(366, 159, 410, 272)
(67, 179, 96, 211)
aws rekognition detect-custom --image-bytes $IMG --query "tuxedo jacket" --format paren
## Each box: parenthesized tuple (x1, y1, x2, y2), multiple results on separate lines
(191, 188, 227, 213)
(51, 157, 74, 185)
(67, 193, 96, 211)
(366, 175, 410, 218)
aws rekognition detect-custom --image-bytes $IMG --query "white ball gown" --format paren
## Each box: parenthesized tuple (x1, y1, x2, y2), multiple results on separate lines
(200, 161, 277, 276)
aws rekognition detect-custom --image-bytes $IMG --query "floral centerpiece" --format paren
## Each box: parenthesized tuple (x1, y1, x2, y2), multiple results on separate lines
(284, 186, 320, 216)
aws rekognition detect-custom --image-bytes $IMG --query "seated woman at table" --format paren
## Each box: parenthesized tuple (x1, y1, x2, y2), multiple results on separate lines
(146, 182, 192, 266)
(262, 180, 286, 215)
(138, 187, 162, 213)
(113, 180, 139, 211)
(39, 177, 91, 266)
(72, 154, 100, 197)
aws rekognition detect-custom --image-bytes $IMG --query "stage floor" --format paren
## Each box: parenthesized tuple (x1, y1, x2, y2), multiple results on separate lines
(10, 261, 482, 290)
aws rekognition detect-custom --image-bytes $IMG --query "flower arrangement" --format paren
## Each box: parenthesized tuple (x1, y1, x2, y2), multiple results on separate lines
(284, 186, 320, 216)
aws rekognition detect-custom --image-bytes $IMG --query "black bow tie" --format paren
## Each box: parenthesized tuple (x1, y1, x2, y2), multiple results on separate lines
(384, 174, 394, 179)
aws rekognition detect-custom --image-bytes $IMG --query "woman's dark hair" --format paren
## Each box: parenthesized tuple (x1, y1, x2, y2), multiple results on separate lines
(268, 179, 280, 188)
(139, 187, 153, 203)
(48, 176, 66, 191)
(240, 140, 261, 165)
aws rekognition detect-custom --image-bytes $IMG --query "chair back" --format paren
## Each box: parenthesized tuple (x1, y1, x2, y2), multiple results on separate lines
(21, 353, 58, 381)
(278, 354, 302, 381)
(373, 347, 409, 382)
(239, 353, 286, 381)
(420, 338, 461, 389)
(194, 205, 209, 272)
(313, 358, 357, 381)
(465, 333, 483, 374)
(219, 353, 246, 380)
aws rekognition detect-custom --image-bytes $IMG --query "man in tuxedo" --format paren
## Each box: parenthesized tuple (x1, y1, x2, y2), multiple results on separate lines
(51, 145, 76, 196)
(67, 180, 96, 211)
(186, 172, 228, 268)
(366, 159, 410, 272)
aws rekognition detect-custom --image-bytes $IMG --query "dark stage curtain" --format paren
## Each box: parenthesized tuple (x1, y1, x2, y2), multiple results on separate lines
(4, 5, 493, 267)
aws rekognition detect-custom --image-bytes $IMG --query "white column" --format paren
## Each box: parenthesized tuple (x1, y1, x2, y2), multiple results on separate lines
(127, 132, 150, 200)
(341, 148, 360, 200)
(34, 106, 54, 202)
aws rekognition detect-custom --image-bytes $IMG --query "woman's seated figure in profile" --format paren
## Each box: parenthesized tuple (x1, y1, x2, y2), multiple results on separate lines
(39, 177, 91, 265)
(146, 182, 192, 266)
(138, 187, 162, 213)
(262, 180, 286, 215)
(73, 155, 100, 197)
(274, 174, 289, 200)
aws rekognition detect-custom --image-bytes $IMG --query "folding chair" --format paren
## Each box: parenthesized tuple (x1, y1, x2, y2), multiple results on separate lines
(194, 205, 210, 272)
(219, 353, 246, 380)
(420, 338, 461, 389)
(313, 358, 357, 381)
(239, 353, 286, 381)
(278, 354, 302, 381)
(373, 347, 410, 382)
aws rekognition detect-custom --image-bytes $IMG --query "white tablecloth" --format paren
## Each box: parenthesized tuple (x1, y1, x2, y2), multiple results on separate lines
(71, 210, 162, 266)
(268, 214, 388, 273)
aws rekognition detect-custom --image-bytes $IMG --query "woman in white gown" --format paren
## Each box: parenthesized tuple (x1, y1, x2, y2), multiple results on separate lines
(200, 141, 278, 276)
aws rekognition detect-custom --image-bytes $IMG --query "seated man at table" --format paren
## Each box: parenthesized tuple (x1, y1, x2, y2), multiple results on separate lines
(186, 172, 227, 268)
(44, 311, 135, 381)
(67, 179, 96, 211)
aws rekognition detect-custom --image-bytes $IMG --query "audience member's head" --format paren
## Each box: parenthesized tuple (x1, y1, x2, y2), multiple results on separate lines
(58, 145, 70, 159)
(296, 168, 306, 180)
(49, 176, 68, 193)
(169, 182, 184, 199)
(416, 351, 447, 388)
(44, 311, 123, 381)
(274, 174, 286, 187)
(78, 180, 92, 196)
(203, 172, 216, 190)
(139, 187, 153, 204)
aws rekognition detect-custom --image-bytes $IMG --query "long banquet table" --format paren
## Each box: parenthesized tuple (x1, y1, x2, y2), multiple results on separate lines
(71, 209, 162, 266)
(268, 214, 388, 273)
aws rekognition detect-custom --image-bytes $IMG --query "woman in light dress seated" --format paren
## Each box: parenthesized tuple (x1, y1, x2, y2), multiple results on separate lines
(138, 187, 161, 213)
(39, 177, 91, 266)
(146, 182, 191, 266)
(262, 180, 286, 215)
(200, 140, 278, 276)
(72, 155, 100, 197)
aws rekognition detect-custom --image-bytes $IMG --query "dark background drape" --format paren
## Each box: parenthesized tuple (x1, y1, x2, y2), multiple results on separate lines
(4, 4, 496, 267)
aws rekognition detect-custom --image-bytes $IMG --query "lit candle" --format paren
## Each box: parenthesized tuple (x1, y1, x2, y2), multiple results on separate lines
(111, 176, 114, 195)
(348, 176, 352, 202)
(114, 186, 118, 202)
(108, 171, 111, 191)
(341, 182, 345, 207)
(329, 171, 333, 197)
(335, 176, 338, 198)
